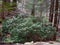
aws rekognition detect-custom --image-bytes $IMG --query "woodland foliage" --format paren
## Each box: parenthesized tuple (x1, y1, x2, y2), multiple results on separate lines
(2, 15, 56, 43)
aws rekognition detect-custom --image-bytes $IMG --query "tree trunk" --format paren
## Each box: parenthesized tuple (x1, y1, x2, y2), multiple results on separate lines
(53, 0, 58, 40)
(13, 0, 17, 8)
(49, 0, 54, 23)
(1, 0, 10, 19)
(54, 0, 58, 30)
(31, 0, 35, 16)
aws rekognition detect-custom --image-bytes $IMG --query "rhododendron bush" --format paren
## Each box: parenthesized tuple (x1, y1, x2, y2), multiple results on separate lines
(2, 15, 56, 43)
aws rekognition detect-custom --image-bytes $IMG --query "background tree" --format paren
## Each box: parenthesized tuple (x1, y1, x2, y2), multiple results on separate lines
(54, 0, 58, 30)
(1, 0, 10, 19)
(31, 0, 36, 16)
(12, 0, 17, 8)
(49, 0, 54, 23)
(53, 0, 59, 40)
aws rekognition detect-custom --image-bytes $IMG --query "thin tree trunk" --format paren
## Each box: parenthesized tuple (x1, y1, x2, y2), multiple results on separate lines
(31, 0, 35, 16)
(1, 0, 10, 19)
(53, 0, 58, 40)
(13, 0, 17, 7)
(1, 0, 6, 19)
(54, 0, 58, 29)
(49, 0, 54, 23)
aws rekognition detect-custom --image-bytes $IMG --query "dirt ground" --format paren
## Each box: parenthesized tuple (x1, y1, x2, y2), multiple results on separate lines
(22, 41, 60, 45)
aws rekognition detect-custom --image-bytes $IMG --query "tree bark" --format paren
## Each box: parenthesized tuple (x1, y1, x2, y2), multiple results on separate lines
(1, 0, 10, 19)
(13, 0, 17, 7)
(54, 0, 58, 29)
(49, 0, 54, 23)
(31, 0, 35, 16)
(53, 0, 58, 40)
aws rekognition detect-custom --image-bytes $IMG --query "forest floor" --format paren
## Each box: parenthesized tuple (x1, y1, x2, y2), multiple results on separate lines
(14, 42, 60, 45)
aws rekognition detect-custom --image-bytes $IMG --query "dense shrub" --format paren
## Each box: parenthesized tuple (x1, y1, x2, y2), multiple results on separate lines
(2, 15, 56, 43)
